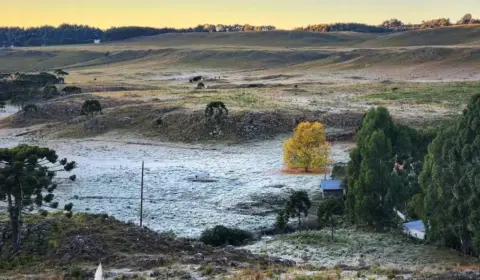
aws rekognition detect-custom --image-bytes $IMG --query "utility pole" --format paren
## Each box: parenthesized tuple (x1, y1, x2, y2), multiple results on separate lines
(140, 161, 144, 227)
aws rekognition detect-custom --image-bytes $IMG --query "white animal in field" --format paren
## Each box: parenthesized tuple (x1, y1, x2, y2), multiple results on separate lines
(95, 263, 103, 280)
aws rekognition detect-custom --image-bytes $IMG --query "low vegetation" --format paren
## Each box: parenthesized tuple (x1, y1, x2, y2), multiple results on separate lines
(199, 225, 253, 246)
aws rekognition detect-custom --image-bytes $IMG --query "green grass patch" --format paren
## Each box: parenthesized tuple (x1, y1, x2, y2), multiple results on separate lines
(362, 82, 480, 105)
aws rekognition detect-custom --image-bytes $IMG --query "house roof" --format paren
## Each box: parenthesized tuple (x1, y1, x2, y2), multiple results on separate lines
(320, 180, 343, 191)
(403, 220, 425, 232)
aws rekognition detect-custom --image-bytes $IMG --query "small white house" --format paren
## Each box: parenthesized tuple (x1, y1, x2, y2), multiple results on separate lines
(94, 39, 101, 44)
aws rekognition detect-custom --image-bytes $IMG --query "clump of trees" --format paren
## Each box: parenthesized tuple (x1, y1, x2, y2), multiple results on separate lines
(456, 13, 480, 25)
(0, 24, 276, 47)
(413, 94, 480, 256)
(380, 19, 408, 30)
(275, 190, 312, 231)
(346, 107, 434, 228)
(295, 23, 392, 33)
(296, 13, 480, 33)
(283, 122, 332, 172)
(0, 24, 102, 47)
(81, 100, 102, 118)
(199, 225, 253, 246)
(0, 72, 63, 105)
(0, 145, 76, 251)
(419, 18, 452, 29)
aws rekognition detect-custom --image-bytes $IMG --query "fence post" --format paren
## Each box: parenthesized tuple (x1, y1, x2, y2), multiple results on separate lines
(140, 161, 144, 227)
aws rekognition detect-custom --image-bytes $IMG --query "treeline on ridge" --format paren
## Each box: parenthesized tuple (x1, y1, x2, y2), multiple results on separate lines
(1, 13, 479, 47)
(296, 13, 480, 32)
(0, 24, 276, 47)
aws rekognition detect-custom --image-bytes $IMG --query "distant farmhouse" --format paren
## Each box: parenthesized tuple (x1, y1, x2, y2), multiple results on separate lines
(320, 179, 344, 199)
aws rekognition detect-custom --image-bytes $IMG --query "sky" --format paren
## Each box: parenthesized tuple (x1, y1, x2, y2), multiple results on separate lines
(3, 0, 480, 29)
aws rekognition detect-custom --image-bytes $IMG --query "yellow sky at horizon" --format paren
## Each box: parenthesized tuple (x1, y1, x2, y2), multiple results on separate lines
(3, 0, 480, 29)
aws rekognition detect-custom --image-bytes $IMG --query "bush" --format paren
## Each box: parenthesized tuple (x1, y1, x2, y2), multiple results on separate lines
(61, 86, 82, 94)
(199, 225, 253, 246)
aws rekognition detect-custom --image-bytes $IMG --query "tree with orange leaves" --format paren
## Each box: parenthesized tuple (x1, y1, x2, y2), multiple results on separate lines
(283, 122, 332, 172)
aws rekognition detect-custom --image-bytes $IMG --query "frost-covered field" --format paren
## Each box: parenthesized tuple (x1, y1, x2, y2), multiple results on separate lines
(0, 133, 350, 237)
(244, 229, 475, 273)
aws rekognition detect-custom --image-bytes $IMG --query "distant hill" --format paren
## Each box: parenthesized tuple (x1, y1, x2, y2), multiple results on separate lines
(112, 31, 382, 48)
(109, 26, 480, 49)
(356, 25, 480, 47)
(1, 26, 480, 73)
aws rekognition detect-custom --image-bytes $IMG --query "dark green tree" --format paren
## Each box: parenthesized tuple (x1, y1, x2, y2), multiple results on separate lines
(331, 163, 347, 180)
(275, 209, 289, 232)
(346, 107, 433, 228)
(0, 145, 76, 251)
(353, 131, 396, 227)
(205, 101, 228, 121)
(416, 94, 480, 256)
(81, 100, 102, 118)
(317, 198, 345, 239)
(43, 85, 59, 100)
(23, 104, 38, 118)
(347, 107, 395, 225)
(285, 190, 311, 228)
(205, 101, 228, 135)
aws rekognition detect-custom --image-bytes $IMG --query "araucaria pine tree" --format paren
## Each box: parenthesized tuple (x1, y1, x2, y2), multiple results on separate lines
(0, 145, 76, 251)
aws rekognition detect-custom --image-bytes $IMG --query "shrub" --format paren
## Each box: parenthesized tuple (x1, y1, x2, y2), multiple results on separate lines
(43, 85, 59, 100)
(61, 86, 82, 94)
(199, 225, 253, 246)
(81, 99, 102, 117)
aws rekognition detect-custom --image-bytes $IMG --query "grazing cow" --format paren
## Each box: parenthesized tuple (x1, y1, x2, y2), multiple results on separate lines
(189, 76, 203, 83)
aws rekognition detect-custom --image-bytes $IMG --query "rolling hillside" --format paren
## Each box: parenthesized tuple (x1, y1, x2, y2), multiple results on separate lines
(356, 25, 480, 47)
(1, 26, 480, 73)
(110, 30, 382, 48)
(104, 26, 480, 49)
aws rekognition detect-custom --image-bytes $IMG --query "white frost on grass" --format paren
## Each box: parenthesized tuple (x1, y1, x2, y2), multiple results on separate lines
(0, 135, 350, 237)
(244, 229, 471, 273)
